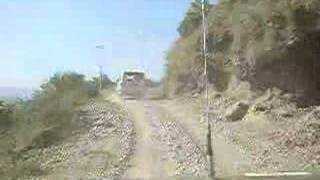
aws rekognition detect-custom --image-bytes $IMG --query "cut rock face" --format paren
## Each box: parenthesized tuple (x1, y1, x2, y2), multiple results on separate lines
(225, 102, 249, 122)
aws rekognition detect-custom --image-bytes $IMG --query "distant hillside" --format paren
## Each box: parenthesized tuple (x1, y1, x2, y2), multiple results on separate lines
(0, 87, 33, 100)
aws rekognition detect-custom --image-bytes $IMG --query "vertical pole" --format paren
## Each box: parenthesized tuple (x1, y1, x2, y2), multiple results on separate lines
(202, 0, 215, 178)
(99, 65, 103, 90)
(96, 45, 105, 91)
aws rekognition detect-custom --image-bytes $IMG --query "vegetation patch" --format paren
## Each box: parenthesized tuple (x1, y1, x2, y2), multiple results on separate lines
(0, 72, 115, 179)
(165, 0, 320, 106)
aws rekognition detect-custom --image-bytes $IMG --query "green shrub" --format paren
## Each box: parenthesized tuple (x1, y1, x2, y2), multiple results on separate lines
(92, 74, 116, 90)
(0, 72, 104, 178)
(18, 72, 99, 148)
(0, 101, 13, 128)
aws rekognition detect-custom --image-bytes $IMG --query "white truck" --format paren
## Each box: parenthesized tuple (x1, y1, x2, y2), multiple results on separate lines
(118, 71, 146, 99)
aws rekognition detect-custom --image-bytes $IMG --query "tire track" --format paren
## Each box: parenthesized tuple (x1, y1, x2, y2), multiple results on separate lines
(124, 100, 207, 179)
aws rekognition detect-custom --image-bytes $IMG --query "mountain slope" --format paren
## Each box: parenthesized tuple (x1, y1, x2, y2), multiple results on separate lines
(165, 0, 320, 105)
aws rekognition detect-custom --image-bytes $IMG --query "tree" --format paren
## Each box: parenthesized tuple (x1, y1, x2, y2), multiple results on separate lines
(92, 74, 116, 90)
(177, 0, 213, 37)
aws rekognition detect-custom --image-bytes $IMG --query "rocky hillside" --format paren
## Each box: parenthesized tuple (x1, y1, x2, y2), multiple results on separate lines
(0, 72, 122, 179)
(0, 100, 135, 179)
(165, 0, 320, 106)
(165, 0, 320, 171)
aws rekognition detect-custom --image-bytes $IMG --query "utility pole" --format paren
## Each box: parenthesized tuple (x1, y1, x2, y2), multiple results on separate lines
(99, 65, 103, 90)
(96, 45, 105, 91)
(202, 0, 215, 178)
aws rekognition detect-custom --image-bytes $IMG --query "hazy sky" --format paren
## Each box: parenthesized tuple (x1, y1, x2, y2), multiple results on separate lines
(0, 0, 215, 89)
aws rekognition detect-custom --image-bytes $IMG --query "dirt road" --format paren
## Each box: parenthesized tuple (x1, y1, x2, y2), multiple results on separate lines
(123, 99, 253, 179)
(124, 100, 176, 179)
(123, 99, 208, 179)
(156, 100, 253, 177)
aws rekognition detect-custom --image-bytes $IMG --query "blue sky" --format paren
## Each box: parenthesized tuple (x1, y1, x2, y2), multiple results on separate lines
(0, 0, 215, 89)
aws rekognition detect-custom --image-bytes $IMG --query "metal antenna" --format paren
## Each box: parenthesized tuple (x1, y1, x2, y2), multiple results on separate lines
(202, 0, 215, 178)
